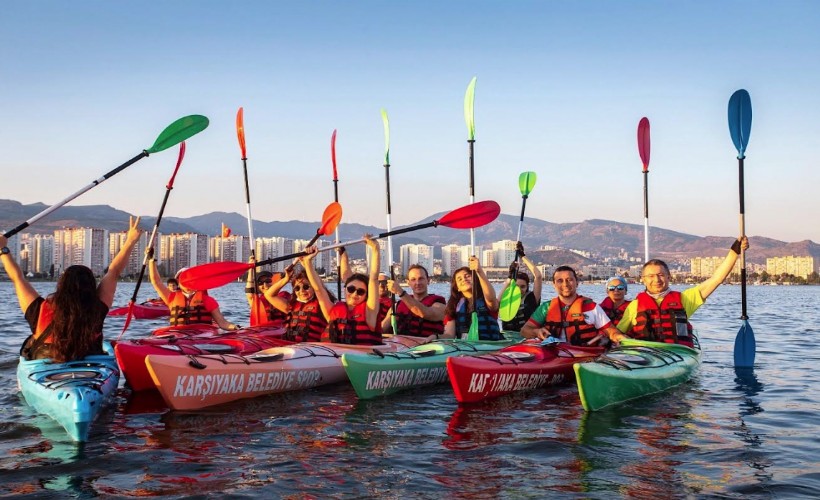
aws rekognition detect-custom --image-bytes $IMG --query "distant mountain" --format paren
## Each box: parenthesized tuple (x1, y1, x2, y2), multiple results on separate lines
(2, 198, 818, 264)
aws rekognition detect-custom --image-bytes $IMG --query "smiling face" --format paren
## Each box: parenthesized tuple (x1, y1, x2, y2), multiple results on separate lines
(345, 279, 368, 307)
(606, 279, 626, 304)
(641, 264, 670, 294)
(552, 270, 578, 302)
(292, 277, 315, 303)
(407, 267, 429, 295)
(454, 269, 473, 294)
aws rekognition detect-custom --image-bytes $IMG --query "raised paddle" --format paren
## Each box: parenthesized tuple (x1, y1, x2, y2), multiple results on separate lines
(237, 107, 265, 324)
(179, 201, 501, 290)
(638, 117, 651, 262)
(119, 142, 187, 336)
(464, 76, 477, 255)
(381, 108, 398, 330)
(2, 115, 209, 238)
(331, 129, 342, 299)
(498, 171, 537, 322)
(728, 89, 754, 368)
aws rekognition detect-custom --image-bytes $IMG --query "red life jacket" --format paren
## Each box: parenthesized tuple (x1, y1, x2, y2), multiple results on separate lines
(543, 296, 600, 346)
(168, 290, 212, 326)
(630, 291, 694, 347)
(250, 292, 289, 327)
(394, 294, 445, 337)
(599, 297, 631, 326)
(323, 301, 383, 345)
(286, 298, 327, 342)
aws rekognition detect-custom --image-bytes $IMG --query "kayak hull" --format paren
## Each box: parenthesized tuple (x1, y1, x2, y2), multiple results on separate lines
(108, 301, 170, 319)
(147, 336, 418, 410)
(574, 339, 702, 411)
(447, 341, 604, 403)
(17, 351, 119, 442)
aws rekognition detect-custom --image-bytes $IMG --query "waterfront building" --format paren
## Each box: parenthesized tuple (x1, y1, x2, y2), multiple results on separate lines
(766, 255, 815, 279)
(54, 227, 109, 276)
(691, 256, 742, 278)
(399, 244, 434, 277)
(31, 234, 54, 275)
(492, 240, 517, 268)
(159, 233, 209, 277)
(440, 244, 483, 277)
(109, 231, 152, 277)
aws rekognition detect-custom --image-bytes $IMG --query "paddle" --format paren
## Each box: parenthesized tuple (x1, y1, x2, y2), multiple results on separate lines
(464, 76, 477, 255)
(638, 117, 651, 262)
(2, 115, 209, 238)
(498, 171, 537, 322)
(381, 108, 398, 330)
(119, 142, 187, 337)
(728, 89, 754, 368)
(331, 129, 342, 299)
(179, 201, 501, 290)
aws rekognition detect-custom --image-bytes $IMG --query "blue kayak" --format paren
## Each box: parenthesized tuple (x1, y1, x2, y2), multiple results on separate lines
(17, 346, 120, 442)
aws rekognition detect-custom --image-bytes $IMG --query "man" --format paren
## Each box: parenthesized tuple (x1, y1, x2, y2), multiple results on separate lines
(500, 243, 543, 332)
(382, 264, 446, 340)
(611, 236, 749, 347)
(521, 266, 617, 346)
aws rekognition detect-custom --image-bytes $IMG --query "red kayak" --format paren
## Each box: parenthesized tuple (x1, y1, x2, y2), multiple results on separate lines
(446, 340, 603, 403)
(108, 300, 170, 319)
(114, 325, 290, 392)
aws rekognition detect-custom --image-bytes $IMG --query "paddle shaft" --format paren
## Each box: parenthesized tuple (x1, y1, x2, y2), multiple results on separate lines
(643, 170, 650, 262)
(468, 139, 476, 254)
(738, 156, 748, 320)
(333, 178, 341, 299)
(3, 151, 148, 238)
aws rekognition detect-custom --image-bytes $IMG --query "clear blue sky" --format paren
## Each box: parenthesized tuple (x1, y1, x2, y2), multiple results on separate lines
(1, 1, 818, 243)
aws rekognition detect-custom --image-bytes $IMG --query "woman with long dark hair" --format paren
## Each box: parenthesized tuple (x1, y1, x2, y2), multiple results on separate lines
(0, 217, 142, 362)
(442, 256, 502, 341)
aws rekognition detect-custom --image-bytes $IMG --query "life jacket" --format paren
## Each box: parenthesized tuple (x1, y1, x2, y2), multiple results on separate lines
(285, 298, 327, 342)
(394, 294, 445, 337)
(323, 301, 383, 345)
(501, 291, 538, 332)
(543, 296, 600, 346)
(630, 291, 694, 347)
(454, 297, 503, 341)
(250, 292, 289, 327)
(21, 298, 104, 361)
(168, 290, 212, 326)
(599, 297, 631, 326)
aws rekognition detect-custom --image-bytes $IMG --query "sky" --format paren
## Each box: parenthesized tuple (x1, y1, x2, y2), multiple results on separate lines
(1, 1, 819, 243)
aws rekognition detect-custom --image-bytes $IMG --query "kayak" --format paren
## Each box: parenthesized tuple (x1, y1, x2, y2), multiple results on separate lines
(17, 344, 119, 442)
(114, 325, 289, 392)
(447, 340, 604, 403)
(108, 300, 169, 319)
(574, 339, 702, 411)
(342, 336, 518, 399)
(146, 335, 421, 411)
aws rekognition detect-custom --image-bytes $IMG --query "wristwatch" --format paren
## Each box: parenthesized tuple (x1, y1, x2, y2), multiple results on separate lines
(0, 247, 9, 256)
(399, 290, 407, 298)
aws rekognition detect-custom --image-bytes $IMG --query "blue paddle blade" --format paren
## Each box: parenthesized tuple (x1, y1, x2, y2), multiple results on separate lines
(733, 320, 755, 368)
(728, 89, 752, 157)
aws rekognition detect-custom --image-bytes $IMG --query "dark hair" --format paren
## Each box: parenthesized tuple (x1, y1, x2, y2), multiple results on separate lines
(552, 266, 578, 281)
(344, 273, 369, 301)
(444, 267, 485, 320)
(515, 272, 530, 286)
(49, 265, 107, 363)
(256, 271, 274, 285)
(407, 264, 430, 279)
(642, 259, 670, 275)
(289, 270, 336, 304)
(166, 278, 178, 287)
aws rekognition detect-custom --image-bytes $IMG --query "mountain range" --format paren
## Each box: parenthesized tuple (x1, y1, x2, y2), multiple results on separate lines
(2, 199, 818, 265)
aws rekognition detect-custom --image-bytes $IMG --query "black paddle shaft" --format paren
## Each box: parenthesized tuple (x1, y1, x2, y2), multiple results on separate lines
(643, 170, 649, 219)
(130, 185, 173, 303)
(739, 156, 748, 320)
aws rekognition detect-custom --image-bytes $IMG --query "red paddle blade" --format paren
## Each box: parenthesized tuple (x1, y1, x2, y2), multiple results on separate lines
(178, 261, 253, 291)
(117, 301, 136, 340)
(319, 202, 343, 236)
(331, 129, 338, 180)
(236, 107, 247, 158)
(638, 117, 650, 172)
(250, 294, 267, 327)
(167, 141, 186, 189)
(437, 200, 500, 229)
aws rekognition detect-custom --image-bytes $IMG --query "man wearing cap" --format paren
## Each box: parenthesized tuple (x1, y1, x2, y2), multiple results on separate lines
(245, 262, 290, 327)
(599, 276, 631, 327)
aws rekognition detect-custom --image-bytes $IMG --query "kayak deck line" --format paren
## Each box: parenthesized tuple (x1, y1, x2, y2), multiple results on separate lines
(473, 344, 606, 366)
(596, 346, 685, 370)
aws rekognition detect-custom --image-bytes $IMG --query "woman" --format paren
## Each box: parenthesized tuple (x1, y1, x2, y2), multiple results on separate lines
(245, 263, 289, 327)
(309, 236, 383, 345)
(1, 217, 141, 362)
(266, 260, 331, 342)
(443, 256, 503, 341)
(598, 276, 630, 326)
(500, 244, 543, 332)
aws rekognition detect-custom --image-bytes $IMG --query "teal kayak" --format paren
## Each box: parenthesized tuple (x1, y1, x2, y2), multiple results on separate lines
(17, 344, 120, 442)
(342, 332, 520, 399)
(573, 339, 701, 411)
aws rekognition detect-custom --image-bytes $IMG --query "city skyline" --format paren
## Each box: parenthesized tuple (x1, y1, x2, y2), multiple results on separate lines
(1, 3, 819, 243)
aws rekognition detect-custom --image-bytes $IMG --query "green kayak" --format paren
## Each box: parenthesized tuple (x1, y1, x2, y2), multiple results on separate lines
(342, 332, 520, 400)
(574, 339, 701, 411)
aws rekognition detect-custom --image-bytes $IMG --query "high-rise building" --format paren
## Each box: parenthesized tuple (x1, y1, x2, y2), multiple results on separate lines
(440, 244, 482, 276)
(109, 231, 152, 277)
(492, 240, 517, 267)
(211, 235, 251, 263)
(399, 244, 434, 277)
(766, 255, 815, 279)
(31, 234, 54, 275)
(54, 227, 109, 276)
(255, 236, 295, 273)
(159, 233, 209, 277)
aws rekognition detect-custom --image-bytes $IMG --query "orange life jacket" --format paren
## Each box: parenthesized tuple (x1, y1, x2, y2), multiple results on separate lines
(543, 296, 600, 346)
(168, 290, 212, 326)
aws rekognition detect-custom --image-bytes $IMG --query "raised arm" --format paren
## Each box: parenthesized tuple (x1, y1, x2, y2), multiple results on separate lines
(303, 248, 334, 320)
(338, 246, 352, 281)
(470, 256, 497, 311)
(148, 253, 171, 304)
(98, 216, 142, 308)
(0, 235, 39, 314)
(522, 255, 542, 304)
(697, 236, 748, 300)
(265, 265, 294, 313)
(364, 236, 380, 330)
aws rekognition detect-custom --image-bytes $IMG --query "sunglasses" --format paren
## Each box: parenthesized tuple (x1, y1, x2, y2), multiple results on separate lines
(346, 285, 367, 297)
(607, 285, 626, 291)
(378, 280, 388, 286)
(258, 280, 273, 286)
(293, 283, 312, 292)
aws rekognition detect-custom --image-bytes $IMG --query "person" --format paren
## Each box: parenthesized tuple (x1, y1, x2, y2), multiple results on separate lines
(147, 254, 239, 331)
(521, 266, 618, 346)
(382, 264, 446, 340)
(309, 236, 384, 345)
(1, 217, 142, 362)
(610, 236, 749, 347)
(142, 277, 179, 307)
(245, 262, 289, 327)
(442, 256, 503, 341)
(598, 276, 631, 327)
(265, 260, 330, 342)
(500, 243, 543, 332)
(166, 278, 180, 293)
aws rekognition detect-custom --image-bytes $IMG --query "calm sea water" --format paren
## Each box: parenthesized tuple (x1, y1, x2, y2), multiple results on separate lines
(1, 280, 818, 498)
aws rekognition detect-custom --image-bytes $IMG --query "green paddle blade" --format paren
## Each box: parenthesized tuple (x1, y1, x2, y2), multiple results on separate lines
(518, 171, 537, 196)
(466, 311, 480, 341)
(464, 76, 476, 140)
(498, 283, 522, 322)
(147, 115, 209, 154)
(381, 108, 390, 165)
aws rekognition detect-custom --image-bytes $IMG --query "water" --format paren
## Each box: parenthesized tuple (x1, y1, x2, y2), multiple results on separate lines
(1, 281, 819, 498)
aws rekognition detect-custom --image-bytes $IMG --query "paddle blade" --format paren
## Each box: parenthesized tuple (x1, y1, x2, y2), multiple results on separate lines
(464, 76, 477, 140)
(518, 171, 537, 196)
(437, 200, 500, 229)
(733, 320, 756, 368)
(167, 141, 186, 189)
(638, 117, 650, 172)
(331, 129, 338, 180)
(728, 89, 752, 157)
(381, 108, 390, 165)
(466, 311, 480, 341)
(319, 202, 343, 236)
(236, 107, 247, 158)
(498, 283, 522, 322)
(120, 302, 136, 337)
(147, 115, 209, 154)
(178, 261, 252, 291)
